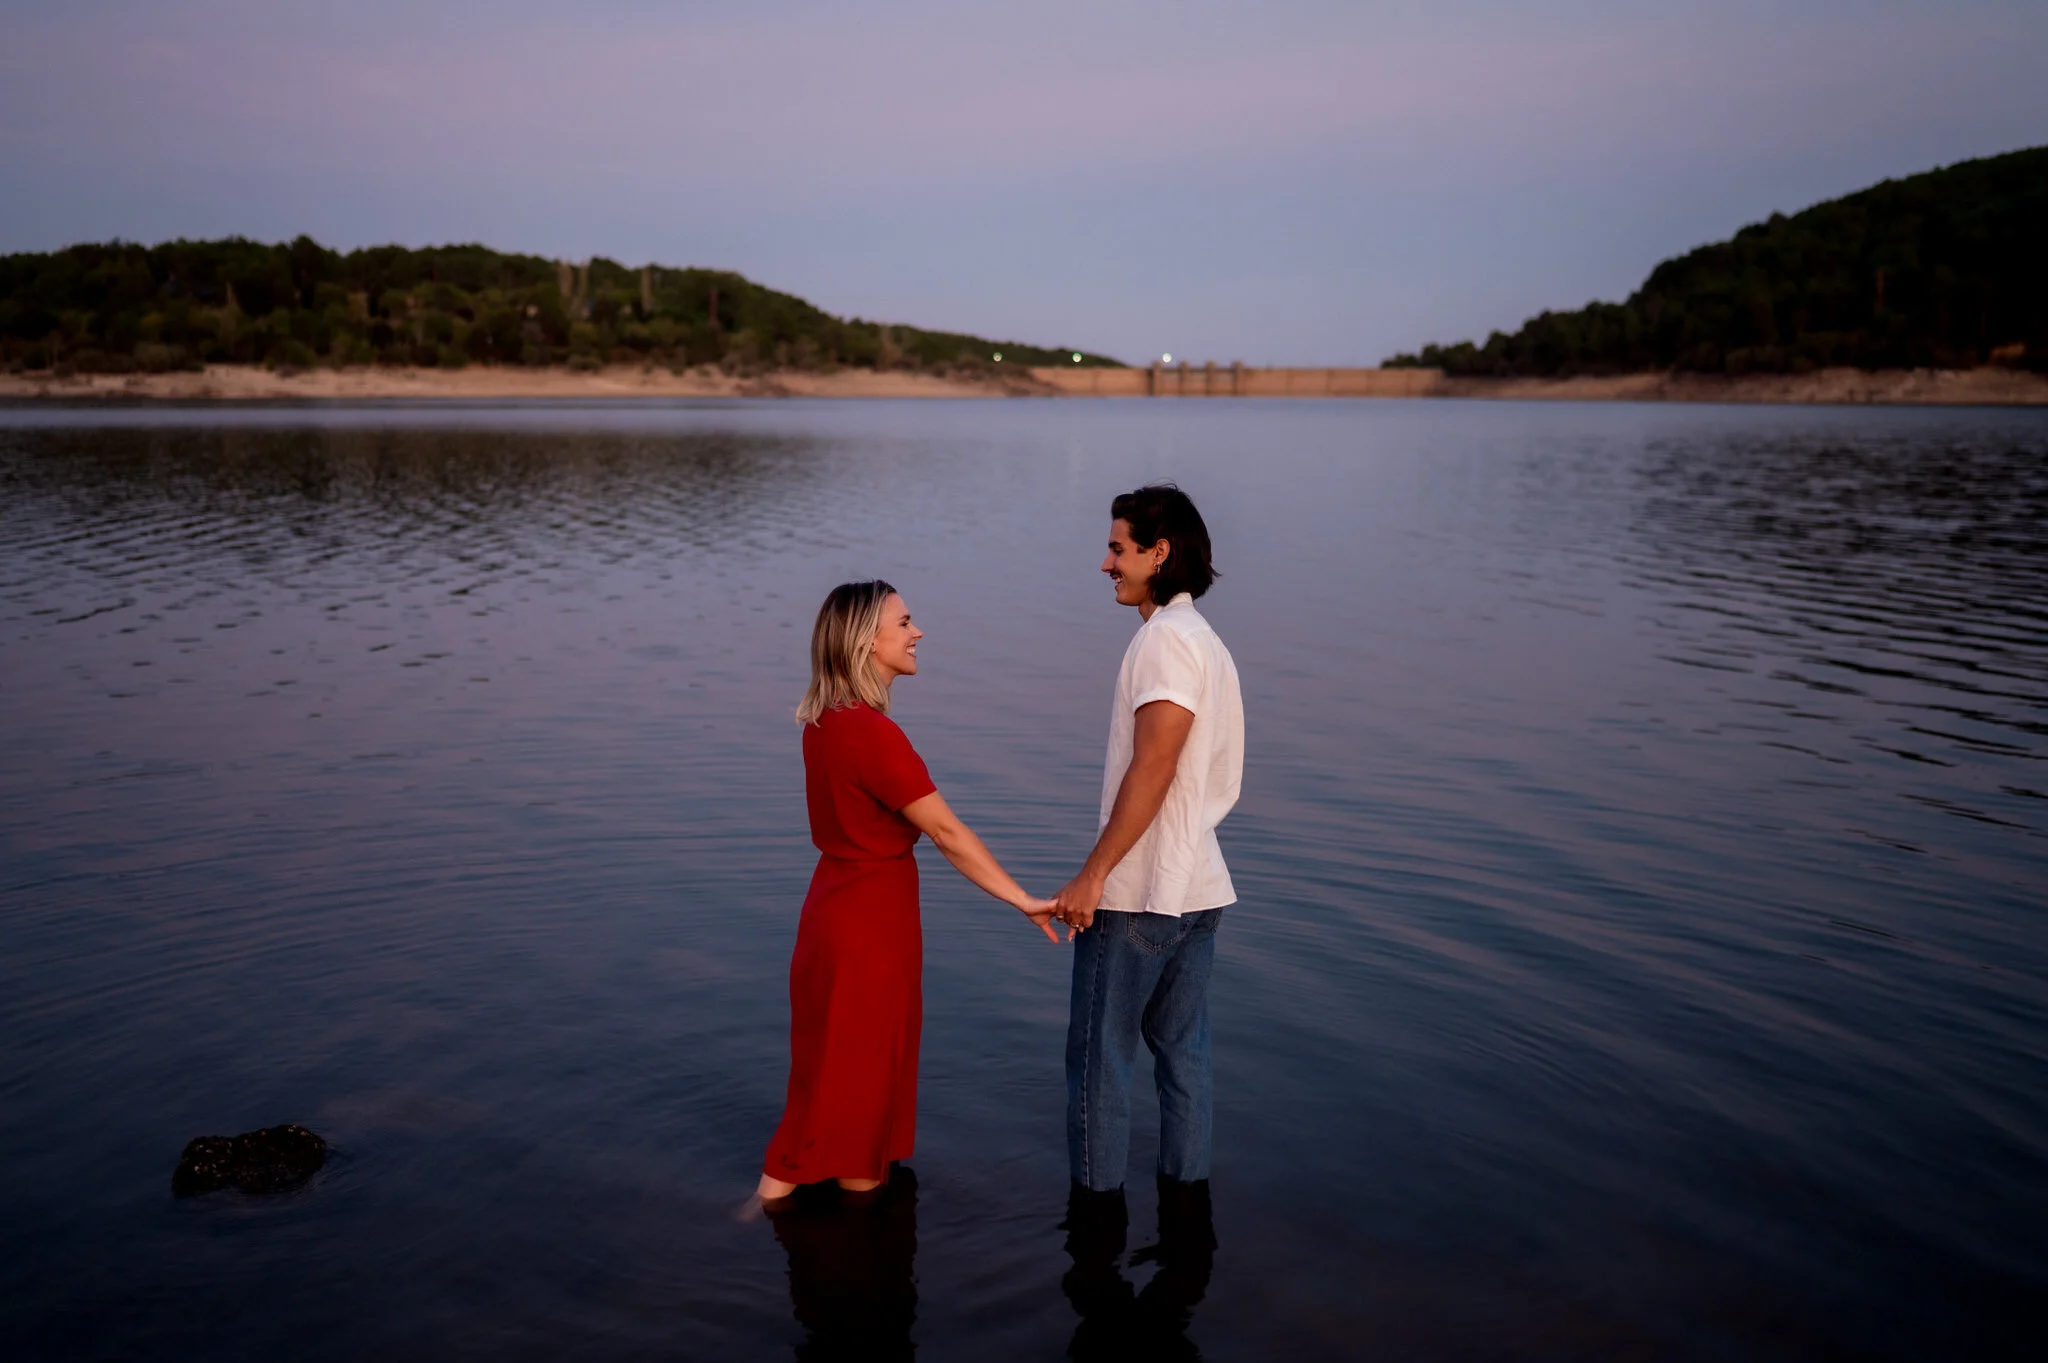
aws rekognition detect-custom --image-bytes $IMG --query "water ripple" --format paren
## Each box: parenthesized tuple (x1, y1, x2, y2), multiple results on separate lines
(2, 401, 2045, 1360)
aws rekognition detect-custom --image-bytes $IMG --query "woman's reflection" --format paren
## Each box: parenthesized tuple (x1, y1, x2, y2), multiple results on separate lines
(1062, 1177, 1216, 1360)
(766, 1165, 919, 1361)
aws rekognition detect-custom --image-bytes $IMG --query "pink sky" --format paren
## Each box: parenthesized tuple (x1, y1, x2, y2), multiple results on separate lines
(3, 0, 2042, 363)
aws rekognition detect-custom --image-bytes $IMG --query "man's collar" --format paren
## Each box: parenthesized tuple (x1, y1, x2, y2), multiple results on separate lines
(1140, 591, 1195, 624)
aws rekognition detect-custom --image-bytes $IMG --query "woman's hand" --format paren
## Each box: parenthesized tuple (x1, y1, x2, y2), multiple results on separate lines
(1019, 895, 1063, 943)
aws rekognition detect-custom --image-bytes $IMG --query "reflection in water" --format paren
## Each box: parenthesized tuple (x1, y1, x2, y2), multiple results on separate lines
(0, 422, 831, 584)
(1061, 1179, 1216, 1361)
(767, 1168, 919, 1362)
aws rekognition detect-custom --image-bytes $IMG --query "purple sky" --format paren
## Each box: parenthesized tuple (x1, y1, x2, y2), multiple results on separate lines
(3, 0, 2043, 365)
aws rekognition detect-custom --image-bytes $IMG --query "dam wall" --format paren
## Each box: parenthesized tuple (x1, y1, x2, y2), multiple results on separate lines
(1028, 364, 1445, 397)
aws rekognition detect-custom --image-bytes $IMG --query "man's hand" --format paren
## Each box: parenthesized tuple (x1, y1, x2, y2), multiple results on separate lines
(1052, 872, 1105, 939)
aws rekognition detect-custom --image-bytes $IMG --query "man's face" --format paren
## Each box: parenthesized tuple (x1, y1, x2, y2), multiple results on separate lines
(1101, 518, 1168, 608)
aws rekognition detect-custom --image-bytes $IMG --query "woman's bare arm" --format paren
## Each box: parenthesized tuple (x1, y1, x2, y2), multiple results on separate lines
(900, 790, 1059, 942)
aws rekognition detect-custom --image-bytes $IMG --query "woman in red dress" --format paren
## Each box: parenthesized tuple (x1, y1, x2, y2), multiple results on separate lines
(757, 581, 1058, 1202)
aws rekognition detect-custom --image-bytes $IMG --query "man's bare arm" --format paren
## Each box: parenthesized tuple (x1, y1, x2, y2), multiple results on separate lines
(1054, 700, 1194, 935)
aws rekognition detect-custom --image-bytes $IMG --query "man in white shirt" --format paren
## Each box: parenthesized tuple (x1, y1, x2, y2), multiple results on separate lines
(1053, 484, 1244, 1197)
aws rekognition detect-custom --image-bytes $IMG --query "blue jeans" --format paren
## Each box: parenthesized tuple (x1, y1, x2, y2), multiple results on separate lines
(1066, 908, 1222, 1192)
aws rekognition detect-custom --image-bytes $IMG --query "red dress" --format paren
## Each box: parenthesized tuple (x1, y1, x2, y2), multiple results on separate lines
(763, 703, 938, 1184)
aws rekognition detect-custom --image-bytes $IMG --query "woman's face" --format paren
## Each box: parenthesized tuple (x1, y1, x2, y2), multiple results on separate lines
(869, 592, 923, 683)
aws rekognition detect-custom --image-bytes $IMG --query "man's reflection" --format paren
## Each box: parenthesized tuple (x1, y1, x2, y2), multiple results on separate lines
(1062, 1176, 1216, 1360)
(766, 1166, 918, 1362)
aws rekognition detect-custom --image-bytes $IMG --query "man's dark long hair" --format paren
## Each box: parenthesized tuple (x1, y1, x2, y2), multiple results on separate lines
(1111, 484, 1217, 606)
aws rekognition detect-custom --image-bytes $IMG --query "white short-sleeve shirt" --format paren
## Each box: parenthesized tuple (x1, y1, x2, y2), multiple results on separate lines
(1097, 592, 1244, 917)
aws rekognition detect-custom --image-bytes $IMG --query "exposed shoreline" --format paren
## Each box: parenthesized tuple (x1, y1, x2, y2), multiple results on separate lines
(2, 363, 2044, 406)
(1435, 367, 2048, 406)
(0, 363, 1055, 402)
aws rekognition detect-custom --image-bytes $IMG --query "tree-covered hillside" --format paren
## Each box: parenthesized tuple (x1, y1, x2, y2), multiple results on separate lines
(1386, 146, 2047, 376)
(0, 238, 1123, 375)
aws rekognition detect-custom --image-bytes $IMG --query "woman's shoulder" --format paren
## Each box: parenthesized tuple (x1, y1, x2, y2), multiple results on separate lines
(809, 701, 903, 740)
(806, 704, 921, 781)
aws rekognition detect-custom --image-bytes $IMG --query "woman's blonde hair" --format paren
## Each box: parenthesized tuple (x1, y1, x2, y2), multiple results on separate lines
(796, 579, 897, 725)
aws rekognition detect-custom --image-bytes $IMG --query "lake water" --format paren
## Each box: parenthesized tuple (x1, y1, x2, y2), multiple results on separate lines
(2, 398, 2044, 1360)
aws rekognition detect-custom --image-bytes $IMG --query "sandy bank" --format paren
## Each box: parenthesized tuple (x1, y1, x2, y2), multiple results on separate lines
(1030, 363, 2048, 405)
(2, 363, 2043, 406)
(1438, 367, 2048, 406)
(0, 363, 1054, 402)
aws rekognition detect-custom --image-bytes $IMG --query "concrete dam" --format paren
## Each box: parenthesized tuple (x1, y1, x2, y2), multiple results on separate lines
(1026, 364, 1445, 397)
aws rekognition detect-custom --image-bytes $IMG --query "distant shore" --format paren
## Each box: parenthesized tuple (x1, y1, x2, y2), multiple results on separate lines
(0, 363, 1054, 402)
(3, 363, 2044, 405)
(1435, 367, 2048, 406)
(1030, 363, 2048, 405)
(0, 364, 1056, 401)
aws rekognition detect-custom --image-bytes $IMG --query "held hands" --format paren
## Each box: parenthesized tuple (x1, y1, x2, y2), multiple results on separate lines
(1018, 896, 1062, 943)
(1050, 872, 1105, 940)
(1016, 874, 1104, 944)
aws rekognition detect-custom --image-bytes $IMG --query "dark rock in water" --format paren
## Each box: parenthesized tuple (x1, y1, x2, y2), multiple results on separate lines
(172, 1124, 327, 1196)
